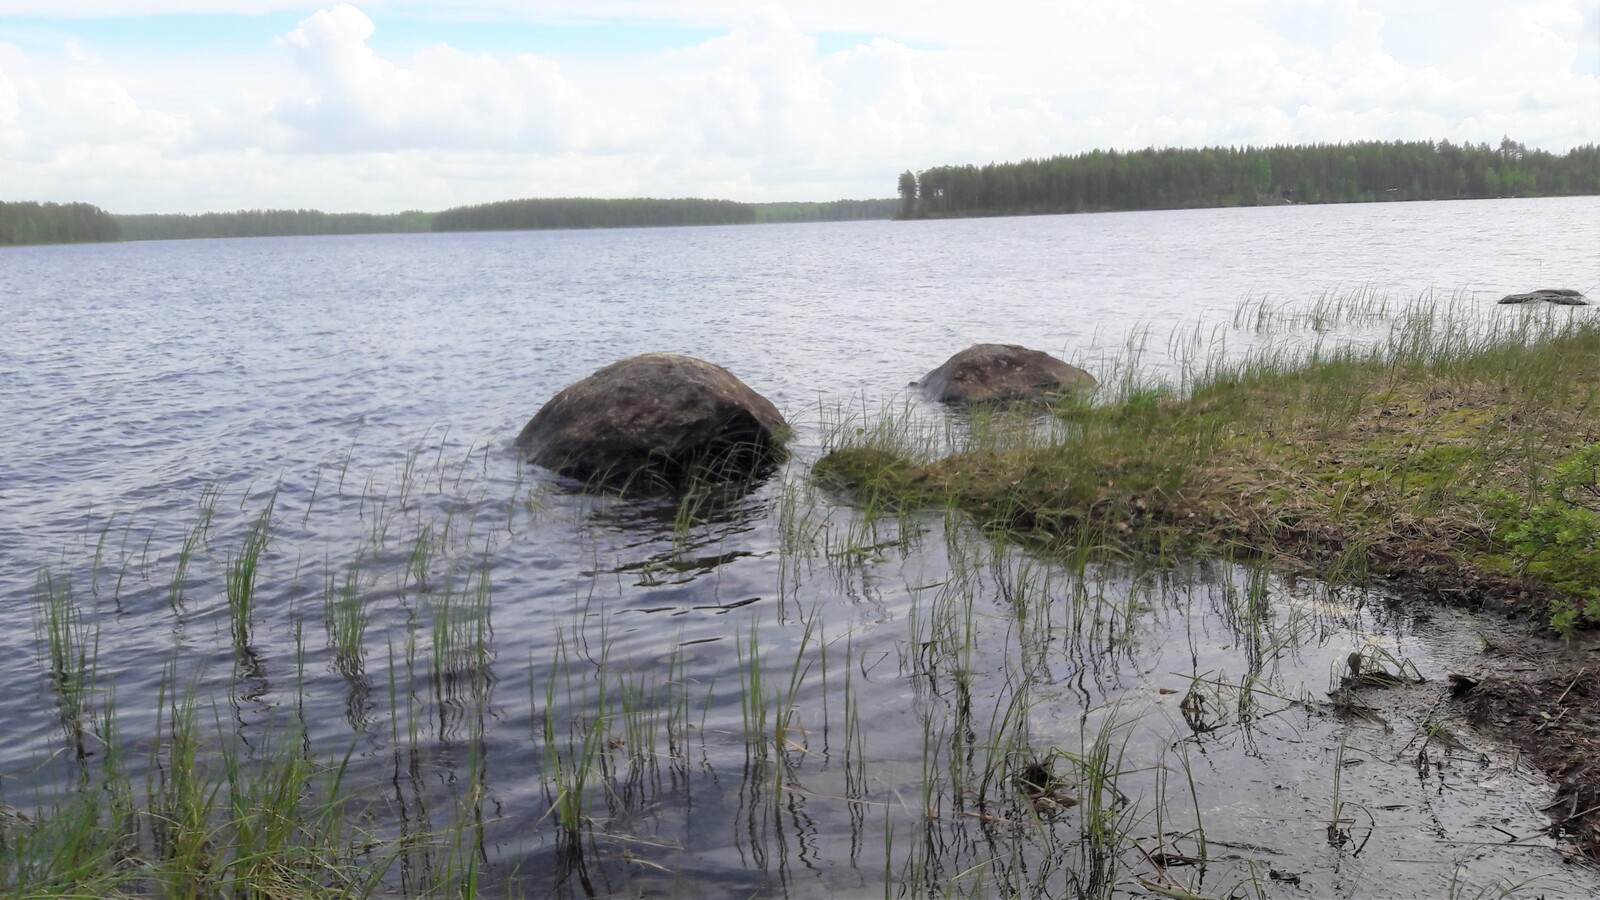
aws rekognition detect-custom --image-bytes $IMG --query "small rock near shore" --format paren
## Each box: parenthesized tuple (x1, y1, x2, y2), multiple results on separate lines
(918, 343, 1097, 404)
(1498, 288, 1589, 306)
(516, 353, 787, 487)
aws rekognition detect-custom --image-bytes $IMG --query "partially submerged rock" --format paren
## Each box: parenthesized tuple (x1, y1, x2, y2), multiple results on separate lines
(1498, 288, 1589, 306)
(918, 343, 1096, 404)
(517, 353, 787, 488)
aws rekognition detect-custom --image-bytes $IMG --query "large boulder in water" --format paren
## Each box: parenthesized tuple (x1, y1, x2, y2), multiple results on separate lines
(918, 343, 1096, 404)
(1498, 288, 1589, 306)
(516, 353, 788, 487)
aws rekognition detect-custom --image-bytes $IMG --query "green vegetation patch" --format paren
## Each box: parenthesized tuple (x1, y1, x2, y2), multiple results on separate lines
(818, 311, 1600, 632)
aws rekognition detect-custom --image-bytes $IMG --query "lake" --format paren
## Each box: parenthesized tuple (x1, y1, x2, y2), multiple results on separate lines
(2, 196, 1599, 897)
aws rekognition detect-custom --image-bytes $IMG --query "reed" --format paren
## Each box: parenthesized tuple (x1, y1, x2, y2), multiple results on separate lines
(539, 629, 610, 836)
(148, 669, 216, 898)
(33, 571, 97, 763)
(324, 557, 372, 677)
(225, 495, 276, 653)
(737, 623, 769, 753)
(403, 524, 434, 596)
(168, 484, 220, 613)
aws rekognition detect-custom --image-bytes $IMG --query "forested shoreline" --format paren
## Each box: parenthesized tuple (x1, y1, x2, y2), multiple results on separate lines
(0, 201, 121, 245)
(754, 198, 899, 222)
(2, 197, 897, 244)
(116, 209, 432, 241)
(427, 197, 899, 230)
(897, 138, 1600, 218)
(6, 137, 1598, 246)
(430, 197, 756, 231)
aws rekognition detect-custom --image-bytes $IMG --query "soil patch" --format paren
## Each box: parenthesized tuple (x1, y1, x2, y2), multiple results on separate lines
(1461, 635, 1600, 860)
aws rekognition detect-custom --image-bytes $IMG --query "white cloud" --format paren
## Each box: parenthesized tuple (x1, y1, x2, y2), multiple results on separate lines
(656, 10, 835, 156)
(0, 61, 18, 124)
(0, 44, 193, 169)
(271, 4, 611, 153)
(0, 1, 1595, 212)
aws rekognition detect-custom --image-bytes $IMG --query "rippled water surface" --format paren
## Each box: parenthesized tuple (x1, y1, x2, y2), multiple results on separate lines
(3, 197, 1600, 897)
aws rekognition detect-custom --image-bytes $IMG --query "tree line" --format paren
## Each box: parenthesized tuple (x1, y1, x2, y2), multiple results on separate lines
(2, 197, 904, 245)
(115, 209, 432, 241)
(430, 197, 758, 231)
(753, 199, 899, 223)
(0, 201, 120, 245)
(898, 138, 1600, 218)
(9, 138, 1596, 246)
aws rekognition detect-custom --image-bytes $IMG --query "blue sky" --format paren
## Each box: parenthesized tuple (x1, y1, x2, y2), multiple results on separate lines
(1, 14, 717, 56)
(0, 13, 907, 57)
(1, 1, 1595, 213)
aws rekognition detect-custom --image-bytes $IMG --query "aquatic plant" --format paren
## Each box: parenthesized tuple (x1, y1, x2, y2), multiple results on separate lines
(33, 572, 98, 764)
(225, 495, 276, 653)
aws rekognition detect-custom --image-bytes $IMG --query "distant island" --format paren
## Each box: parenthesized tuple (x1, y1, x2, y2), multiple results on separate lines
(0, 197, 898, 246)
(3, 138, 1596, 247)
(896, 138, 1600, 218)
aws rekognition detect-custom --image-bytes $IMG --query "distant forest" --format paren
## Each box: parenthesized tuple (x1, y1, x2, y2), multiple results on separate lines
(898, 138, 1600, 218)
(754, 199, 899, 222)
(116, 209, 432, 241)
(432, 197, 898, 230)
(81, 197, 898, 241)
(431, 197, 756, 231)
(0, 201, 120, 245)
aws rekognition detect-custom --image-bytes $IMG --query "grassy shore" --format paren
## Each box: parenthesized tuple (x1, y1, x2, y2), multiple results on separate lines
(819, 296, 1600, 631)
(816, 292, 1600, 853)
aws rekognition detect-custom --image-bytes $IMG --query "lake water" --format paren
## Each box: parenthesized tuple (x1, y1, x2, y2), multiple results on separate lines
(3, 196, 1600, 897)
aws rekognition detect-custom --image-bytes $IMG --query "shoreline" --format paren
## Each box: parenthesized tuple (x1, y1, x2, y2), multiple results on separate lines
(5, 190, 1597, 248)
(815, 299, 1600, 856)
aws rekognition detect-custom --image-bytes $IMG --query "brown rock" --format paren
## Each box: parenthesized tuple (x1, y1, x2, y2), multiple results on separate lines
(517, 353, 787, 487)
(918, 343, 1096, 404)
(1498, 288, 1589, 306)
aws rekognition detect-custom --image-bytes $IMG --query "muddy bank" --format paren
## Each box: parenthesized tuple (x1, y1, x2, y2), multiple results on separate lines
(1461, 634, 1600, 860)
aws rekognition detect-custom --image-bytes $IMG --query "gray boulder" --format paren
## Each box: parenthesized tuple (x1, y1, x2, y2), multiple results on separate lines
(517, 353, 787, 487)
(918, 343, 1096, 404)
(1498, 288, 1589, 306)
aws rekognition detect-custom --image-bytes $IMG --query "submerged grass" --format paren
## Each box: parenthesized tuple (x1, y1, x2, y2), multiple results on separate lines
(816, 294, 1600, 633)
(0, 659, 391, 899)
(2, 440, 510, 899)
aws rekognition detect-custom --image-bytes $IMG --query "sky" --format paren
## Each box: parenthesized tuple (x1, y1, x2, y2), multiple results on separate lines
(0, 1, 1596, 213)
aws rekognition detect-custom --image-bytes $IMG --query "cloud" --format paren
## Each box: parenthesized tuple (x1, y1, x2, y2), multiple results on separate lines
(655, 10, 834, 155)
(272, 4, 605, 152)
(0, 42, 193, 165)
(0, 61, 18, 124)
(1, 1, 1596, 212)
